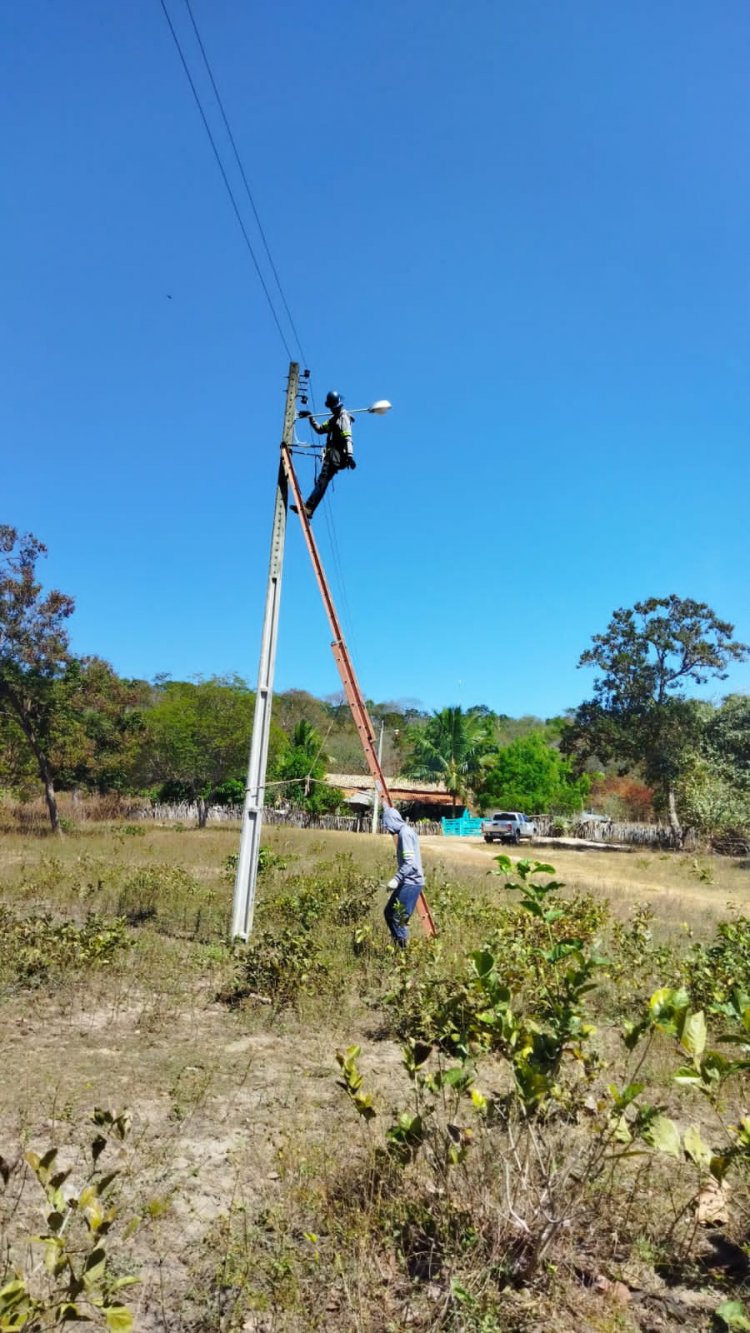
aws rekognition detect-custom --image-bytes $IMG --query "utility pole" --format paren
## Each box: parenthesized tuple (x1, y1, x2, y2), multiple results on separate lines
(371, 720, 384, 834)
(231, 365, 435, 941)
(231, 362, 299, 940)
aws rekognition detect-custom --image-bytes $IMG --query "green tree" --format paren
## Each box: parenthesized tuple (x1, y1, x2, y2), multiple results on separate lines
(275, 720, 343, 814)
(564, 596, 748, 843)
(705, 694, 750, 792)
(674, 694, 750, 840)
(676, 755, 750, 839)
(477, 732, 590, 815)
(50, 659, 148, 795)
(0, 527, 75, 831)
(402, 706, 494, 814)
(134, 676, 256, 826)
(0, 703, 38, 796)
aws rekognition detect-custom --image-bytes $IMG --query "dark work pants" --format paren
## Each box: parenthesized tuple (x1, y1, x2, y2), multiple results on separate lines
(305, 451, 344, 516)
(384, 880, 424, 947)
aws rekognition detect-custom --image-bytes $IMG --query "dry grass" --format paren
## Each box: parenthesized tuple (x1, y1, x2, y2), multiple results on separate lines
(422, 834, 750, 938)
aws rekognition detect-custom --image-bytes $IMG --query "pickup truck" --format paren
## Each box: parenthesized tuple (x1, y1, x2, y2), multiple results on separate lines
(481, 812, 537, 845)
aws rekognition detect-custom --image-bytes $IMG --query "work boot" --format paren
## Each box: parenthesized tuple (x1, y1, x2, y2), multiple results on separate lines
(291, 504, 313, 519)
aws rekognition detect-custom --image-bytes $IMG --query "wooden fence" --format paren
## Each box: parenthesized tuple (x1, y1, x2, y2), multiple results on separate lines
(138, 803, 443, 836)
(133, 804, 748, 853)
(532, 815, 695, 849)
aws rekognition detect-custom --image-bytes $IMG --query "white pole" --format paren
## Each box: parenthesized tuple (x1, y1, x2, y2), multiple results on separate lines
(371, 720, 385, 834)
(231, 363, 299, 940)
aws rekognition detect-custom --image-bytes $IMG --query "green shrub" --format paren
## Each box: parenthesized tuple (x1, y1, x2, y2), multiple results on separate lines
(113, 823, 146, 839)
(333, 882, 375, 925)
(608, 904, 677, 1004)
(385, 861, 607, 1064)
(271, 886, 327, 932)
(116, 865, 209, 935)
(684, 917, 750, 1013)
(0, 909, 130, 989)
(226, 929, 328, 1008)
(222, 846, 287, 883)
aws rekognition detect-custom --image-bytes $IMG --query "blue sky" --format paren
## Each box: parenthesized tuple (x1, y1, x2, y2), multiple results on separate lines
(3, 0, 749, 718)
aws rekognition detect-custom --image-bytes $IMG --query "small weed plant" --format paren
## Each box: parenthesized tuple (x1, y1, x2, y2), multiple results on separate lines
(0, 1109, 137, 1331)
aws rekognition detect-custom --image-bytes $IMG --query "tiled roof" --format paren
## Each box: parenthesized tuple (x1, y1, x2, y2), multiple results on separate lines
(327, 773, 450, 795)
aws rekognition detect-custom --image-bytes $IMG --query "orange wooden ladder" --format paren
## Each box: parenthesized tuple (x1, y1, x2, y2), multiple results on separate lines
(281, 443, 436, 938)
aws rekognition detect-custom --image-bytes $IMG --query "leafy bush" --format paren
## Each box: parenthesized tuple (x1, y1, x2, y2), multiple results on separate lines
(383, 858, 607, 1087)
(608, 904, 677, 1004)
(683, 917, 750, 1013)
(112, 823, 146, 839)
(549, 816, 570, 837)
(222, 845, 287, 883)
(335, 863, 750, 1307)
(0, 909, 130, 989)
(227, 929, 328, 1008)
(429, 876, 506, 937)
(266, 855, 376, 932)
(333, 883, 375, 925)
(386, 864, 607, 1056)
(115, 865, 209, 935)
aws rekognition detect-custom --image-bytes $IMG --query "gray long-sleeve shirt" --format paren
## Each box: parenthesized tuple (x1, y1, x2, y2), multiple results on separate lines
(382, 805, 424, 888)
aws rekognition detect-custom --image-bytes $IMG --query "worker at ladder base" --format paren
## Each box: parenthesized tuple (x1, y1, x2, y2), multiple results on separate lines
(382, 805, 425, 947)
(293, 391, 355, 519)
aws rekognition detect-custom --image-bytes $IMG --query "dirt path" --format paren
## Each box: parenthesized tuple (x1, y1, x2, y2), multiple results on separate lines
(420, 835, 750, 916)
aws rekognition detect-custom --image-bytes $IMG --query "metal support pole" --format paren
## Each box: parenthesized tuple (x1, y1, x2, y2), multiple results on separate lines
(231, 362, 299, 940)
(371, 721, 384, 835)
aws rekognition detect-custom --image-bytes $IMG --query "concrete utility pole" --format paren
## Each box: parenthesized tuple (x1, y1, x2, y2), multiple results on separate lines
(231, 362, 299, 940)
(371, 720, 385, 834)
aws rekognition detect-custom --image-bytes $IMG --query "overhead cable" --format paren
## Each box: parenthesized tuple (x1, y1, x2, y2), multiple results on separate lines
(181, 0, 309, 366)
(158, 0, 294, 361)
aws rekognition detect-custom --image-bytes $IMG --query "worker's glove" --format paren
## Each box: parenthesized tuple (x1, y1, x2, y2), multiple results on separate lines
(346, 456, 357, 470)
(387, 877, 399, 891)
(298, 409, 311, 419)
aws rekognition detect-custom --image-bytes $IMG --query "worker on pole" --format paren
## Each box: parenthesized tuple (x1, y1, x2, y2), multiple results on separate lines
(381, 805, 425, 947)
(293, 391, 355, 519)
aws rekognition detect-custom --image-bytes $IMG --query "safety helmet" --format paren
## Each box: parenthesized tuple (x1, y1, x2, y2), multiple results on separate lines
(324, 390, 342, 410)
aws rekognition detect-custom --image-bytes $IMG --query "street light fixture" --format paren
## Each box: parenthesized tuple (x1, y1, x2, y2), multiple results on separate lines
(295, 399, 392, 421)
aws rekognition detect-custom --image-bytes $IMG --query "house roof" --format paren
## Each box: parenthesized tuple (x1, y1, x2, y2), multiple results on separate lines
(327, 773, 449, 794)
(327, 773, 454, 808)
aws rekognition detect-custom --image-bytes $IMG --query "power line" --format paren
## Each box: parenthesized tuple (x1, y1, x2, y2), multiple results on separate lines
(181, 0, 309, 366)
(157, 0, 294, 361)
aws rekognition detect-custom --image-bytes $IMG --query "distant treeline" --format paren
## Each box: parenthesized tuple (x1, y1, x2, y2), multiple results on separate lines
(1, 527, 748, 843)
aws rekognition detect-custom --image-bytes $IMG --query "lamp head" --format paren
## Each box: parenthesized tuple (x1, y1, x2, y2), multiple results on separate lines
(368, 400, 392, 415)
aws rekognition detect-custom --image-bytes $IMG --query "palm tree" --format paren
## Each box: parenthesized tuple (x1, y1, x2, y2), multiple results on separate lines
(289, 718, 321, 761)
(403, 706, 494, 815)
